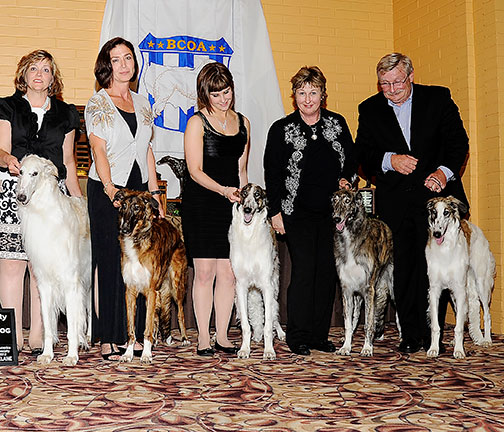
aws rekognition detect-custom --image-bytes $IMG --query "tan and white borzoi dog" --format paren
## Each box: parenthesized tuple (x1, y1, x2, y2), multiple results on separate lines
(425, 196, 495, 359)
(229, 183, 285, 360)
(115, 189, 189, 364)
(16, 155, 91, 366)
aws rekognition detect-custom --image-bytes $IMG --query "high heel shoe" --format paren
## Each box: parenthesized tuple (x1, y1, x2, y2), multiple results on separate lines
(196, 347, 216, 357)
(214, 341, 239, 355)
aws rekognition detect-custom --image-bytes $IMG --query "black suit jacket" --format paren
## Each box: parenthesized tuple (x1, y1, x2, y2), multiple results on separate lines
(355, 83, 469, 230)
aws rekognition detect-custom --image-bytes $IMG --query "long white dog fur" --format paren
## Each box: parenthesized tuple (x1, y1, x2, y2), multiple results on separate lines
(229, 183, 285, 360)
(16, 155, 91, 366)
(426, 196, 494, 359)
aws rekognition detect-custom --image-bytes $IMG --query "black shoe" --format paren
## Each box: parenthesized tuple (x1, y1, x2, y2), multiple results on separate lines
(310, 340, 336, 353)
(30, 347, 43, 357)
(196, 347, 216, 357)
(214, 342, 239, 354)
(398, 338, 421, 354)
(289, 344, 311, 356)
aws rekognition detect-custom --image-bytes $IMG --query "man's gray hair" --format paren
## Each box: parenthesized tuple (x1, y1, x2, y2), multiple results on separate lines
(376, 52, 414, 77)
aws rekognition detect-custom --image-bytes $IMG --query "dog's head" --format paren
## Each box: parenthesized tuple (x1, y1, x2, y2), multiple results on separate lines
(331, 189, 366, 233)
(16, 154, 58, 206)
(115, 189, 159, 236)
(235, 183, 267, 225)
(426, 196, 467, 245)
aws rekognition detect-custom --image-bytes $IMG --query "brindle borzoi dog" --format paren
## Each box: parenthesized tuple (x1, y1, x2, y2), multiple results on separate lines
(426, 196, 494, 359)
(331, 189, 396, 356)
(229, 183, 285, 360)
(115, 189, 189, 364)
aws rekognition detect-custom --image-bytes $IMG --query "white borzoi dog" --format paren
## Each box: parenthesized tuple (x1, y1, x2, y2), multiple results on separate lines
(425, 196, 494, 359)
(16, 155, 91, 366)
(229, 183, 285, 360)
(332, 189, 397, 356)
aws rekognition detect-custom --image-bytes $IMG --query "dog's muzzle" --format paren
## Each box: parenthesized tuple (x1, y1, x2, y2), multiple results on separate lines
(333, 216, 347, 232)
(432, 230, 445, 245)
(243, 207, 254, 224)
(16, 193, 29, 206)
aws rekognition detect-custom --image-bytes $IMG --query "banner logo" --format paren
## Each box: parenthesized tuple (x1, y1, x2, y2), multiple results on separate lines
(138, 33, 234, 133)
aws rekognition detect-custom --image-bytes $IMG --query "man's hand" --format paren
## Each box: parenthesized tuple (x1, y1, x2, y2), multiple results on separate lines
(391, 154, 418, 175)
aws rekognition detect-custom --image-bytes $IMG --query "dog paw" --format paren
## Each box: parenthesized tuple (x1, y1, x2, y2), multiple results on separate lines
(360, 347, 373, 357)
(120, 354, 133, 363)
(263, 350, 276, 361)
(475, 339, 492, 348)
(165, 336, 174, 346)
(338, 347, 351, 356)
(427, 348, 439, 358)
(453, 350, 465, 359)
(37, 354, 53, 365)
(180, 338, 191, 346)
(62, 356, 78, 366)
(140, 354, 153, 364)
(276, 330, 286, 341)
(237, 349, 250, 359)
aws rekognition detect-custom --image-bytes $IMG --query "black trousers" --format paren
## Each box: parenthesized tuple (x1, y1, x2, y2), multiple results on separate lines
(283, 214, 337, 348)
(88, 162, 147, 345)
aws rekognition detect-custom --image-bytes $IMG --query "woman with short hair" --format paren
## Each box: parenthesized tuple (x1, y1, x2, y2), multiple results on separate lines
(264, 66, 355, 356)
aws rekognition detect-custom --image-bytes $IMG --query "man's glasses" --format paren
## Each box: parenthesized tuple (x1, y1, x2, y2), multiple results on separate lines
(379, 75, 410, 89)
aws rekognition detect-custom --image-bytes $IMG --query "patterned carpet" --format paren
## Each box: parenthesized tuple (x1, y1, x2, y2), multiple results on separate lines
(0, 325, 502, 432)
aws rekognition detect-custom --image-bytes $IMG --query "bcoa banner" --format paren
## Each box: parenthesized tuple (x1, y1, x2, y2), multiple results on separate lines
(99, 0, 285, 197)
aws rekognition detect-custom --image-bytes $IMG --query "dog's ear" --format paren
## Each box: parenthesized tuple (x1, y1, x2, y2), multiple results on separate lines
(447, 196, 467, 216)
(426, 199, 435, 212)
(44, 159, 58, 178)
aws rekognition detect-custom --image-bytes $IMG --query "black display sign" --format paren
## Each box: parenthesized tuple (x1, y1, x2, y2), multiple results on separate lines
(0, 308, 18, 366)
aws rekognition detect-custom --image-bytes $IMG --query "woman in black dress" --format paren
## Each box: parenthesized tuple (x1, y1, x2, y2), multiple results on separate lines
(182, 62, 250, 356)
(0, 50, 82, 353)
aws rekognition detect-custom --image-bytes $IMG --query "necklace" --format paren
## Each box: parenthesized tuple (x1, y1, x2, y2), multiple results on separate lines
(23, 95, 50, 111)
(310, 126, 318, 140)
(216, 116, 227, 131)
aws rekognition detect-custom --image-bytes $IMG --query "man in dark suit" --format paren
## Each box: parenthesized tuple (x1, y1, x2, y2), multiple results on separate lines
(355, 52, 469, 354)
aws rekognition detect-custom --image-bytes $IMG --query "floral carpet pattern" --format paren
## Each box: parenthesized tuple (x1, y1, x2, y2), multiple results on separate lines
(0, 326, 502, 432)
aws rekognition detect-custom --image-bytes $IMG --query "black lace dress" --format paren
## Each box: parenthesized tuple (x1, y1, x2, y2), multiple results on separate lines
(181, 111, 247, 260)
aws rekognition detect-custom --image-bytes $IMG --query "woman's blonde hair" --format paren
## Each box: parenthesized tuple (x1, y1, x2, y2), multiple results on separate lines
(14, 50, 63, 96)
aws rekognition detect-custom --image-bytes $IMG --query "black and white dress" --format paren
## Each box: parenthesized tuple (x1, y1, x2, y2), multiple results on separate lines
(0, 90, 79, 260)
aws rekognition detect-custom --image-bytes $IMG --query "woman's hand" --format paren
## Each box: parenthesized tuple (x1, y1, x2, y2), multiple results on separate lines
(339, 178, 352, 190)
(4, 154, 21, 176)
(104, 183, 120, 207)
(222, 186, 241, 203)
(271, 212, 285, 235)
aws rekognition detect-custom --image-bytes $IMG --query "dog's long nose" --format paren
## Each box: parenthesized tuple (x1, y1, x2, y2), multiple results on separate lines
(333, 216, 341, 223)
(17, 193, 27, 204)
(433, 231, 442, 239)
(244, 207, 252, 214)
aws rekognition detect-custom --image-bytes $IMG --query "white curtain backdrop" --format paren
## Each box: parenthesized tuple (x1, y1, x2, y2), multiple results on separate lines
(99, 0, 285, 196)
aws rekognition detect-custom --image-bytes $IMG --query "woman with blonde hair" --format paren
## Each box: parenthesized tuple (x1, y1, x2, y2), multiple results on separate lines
(0, 49, 81, 354)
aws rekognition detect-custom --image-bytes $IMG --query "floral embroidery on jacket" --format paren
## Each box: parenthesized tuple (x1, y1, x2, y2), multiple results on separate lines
(281, 123, 307, 215)
(322, 116, 345, 171)
(87, 94, 115, 128)
(141, 106, 154, 126)
(281, 114, 345, 215)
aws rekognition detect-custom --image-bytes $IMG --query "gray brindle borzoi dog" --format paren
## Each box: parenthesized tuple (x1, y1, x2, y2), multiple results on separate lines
(331, 189, 396, 356)
(425, 196, 494, 359)
(16, 155, 91, 366)
(229, 183, 285, 360)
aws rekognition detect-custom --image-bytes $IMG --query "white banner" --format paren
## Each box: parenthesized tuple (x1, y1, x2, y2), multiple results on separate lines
(99, 0, 284, 197)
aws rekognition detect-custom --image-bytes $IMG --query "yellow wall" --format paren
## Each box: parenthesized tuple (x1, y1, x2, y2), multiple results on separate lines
(0, 0, 502, 332)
